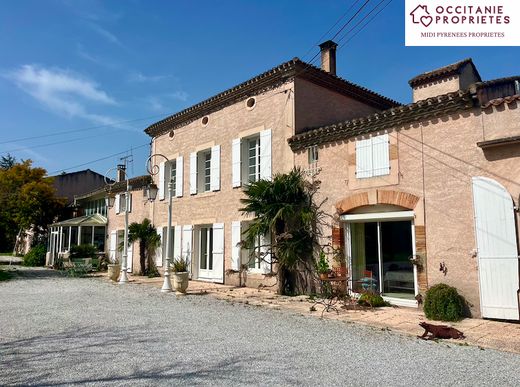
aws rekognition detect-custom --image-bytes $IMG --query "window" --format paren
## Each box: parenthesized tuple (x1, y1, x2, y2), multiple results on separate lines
(355, 134, 390, 179)
(190, 146, 220, 194)
(119, 194, 127, 212)
(196, 150, 211, 192)
(170, 160, 177, 197)
(308, 145, 318, 165)
(247, 136, 260, 183)
(232, 130, 272, 188)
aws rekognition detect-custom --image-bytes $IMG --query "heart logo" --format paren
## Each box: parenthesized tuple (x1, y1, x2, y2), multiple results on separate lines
(420, 15, 433, 27)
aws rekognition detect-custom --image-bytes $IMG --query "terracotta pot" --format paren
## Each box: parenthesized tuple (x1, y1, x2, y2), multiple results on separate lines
(107, 264, 120, 282)
(319, 273, 329, 280)
(173, 272, 189, 295)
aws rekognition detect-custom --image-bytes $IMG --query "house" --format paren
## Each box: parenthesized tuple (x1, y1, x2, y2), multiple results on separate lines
(105, 168, 152, 271)
(45, 170, 110, 266)
(113, 41, 399, 287)
(288, 58, 520, 319)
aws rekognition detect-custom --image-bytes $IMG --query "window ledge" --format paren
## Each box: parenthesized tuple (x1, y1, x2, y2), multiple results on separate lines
(477, 135, 520, 149)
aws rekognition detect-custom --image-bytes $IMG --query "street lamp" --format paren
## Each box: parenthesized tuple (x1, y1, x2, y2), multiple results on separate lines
(104, 167, 130, 284)
(146, 154, 173, 293)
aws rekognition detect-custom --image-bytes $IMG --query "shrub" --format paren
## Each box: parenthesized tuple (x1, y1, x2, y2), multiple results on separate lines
(70, 244, 97, 259)
(171, 257, 189, 273)
(357, 292, 388, 307)
(423, 283, 466, 321)
(67, 263, 92, 277)
(23, 244, 46, 266)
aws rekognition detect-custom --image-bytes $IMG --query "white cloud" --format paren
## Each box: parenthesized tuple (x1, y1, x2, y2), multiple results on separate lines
(128, 71, 172, 83)
(167, 91, 188, 102)
(5, 64, 125, 128)
(88, 22, 123, 46)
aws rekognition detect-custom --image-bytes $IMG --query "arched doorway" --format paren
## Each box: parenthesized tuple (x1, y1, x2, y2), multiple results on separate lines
(337, 190, 422, 306)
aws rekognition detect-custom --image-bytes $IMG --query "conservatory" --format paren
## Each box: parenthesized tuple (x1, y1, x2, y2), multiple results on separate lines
(46, 214, 107, 266)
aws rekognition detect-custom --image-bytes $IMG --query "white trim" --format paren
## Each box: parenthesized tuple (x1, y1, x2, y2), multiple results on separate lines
(341, 211, 414, 222)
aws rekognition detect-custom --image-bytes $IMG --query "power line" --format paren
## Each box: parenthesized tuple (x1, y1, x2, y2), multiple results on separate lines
(336, 0, 391, 46)
(301, 0, 363, 61)
(339, 0, 394, 47)
(47, 143, 149, 175)
(0, 113, 169, 145)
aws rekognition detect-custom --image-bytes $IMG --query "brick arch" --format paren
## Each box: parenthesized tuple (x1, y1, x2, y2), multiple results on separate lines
(336, 189, 421, 215)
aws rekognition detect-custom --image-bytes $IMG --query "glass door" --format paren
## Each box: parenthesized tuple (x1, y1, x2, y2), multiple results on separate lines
(198, 227, 213, 278)
(349, 219, 415, 300)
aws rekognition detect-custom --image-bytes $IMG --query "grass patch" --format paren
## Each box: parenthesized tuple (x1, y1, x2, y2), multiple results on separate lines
(0, 269, 13, 281)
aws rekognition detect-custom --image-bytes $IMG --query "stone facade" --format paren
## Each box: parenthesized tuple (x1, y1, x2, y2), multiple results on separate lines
(291, 73, 520, 317)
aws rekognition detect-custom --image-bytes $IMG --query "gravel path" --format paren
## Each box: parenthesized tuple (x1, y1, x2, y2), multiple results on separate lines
(1, 267, 519, 386)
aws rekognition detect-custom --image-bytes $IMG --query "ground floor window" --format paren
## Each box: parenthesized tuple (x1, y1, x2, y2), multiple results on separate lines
(349, 219, 415, 300)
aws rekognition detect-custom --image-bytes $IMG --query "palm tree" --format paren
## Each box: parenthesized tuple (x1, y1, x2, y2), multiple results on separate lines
(240, 168, 319, 295)
(127, 218, 161, 275)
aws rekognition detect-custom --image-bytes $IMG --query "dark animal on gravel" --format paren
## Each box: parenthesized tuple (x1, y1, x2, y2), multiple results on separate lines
(418, 322, 465, 340)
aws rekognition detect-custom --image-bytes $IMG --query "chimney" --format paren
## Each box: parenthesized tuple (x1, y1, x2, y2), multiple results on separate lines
(319, 40, 337, 76)
(116, 164, 126, 182)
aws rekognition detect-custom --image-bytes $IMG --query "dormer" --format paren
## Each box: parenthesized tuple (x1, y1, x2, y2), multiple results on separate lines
(409, 58, 481, 102)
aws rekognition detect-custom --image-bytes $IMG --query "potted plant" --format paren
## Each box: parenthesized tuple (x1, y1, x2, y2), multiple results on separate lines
(107, 258, 120, 282)
(171, 257, 189, 295)
(316, 251, 330, 280)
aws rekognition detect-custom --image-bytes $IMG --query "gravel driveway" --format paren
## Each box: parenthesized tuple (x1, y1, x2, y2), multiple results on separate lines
(1, 267, 519, 386)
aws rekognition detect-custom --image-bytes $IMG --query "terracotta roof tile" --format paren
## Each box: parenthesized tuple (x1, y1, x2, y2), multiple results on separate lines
(409, 58, 481, 87)
(288, 90, 474, 151)
(144, 58, 400, 137)
(481, 94, 520, 109)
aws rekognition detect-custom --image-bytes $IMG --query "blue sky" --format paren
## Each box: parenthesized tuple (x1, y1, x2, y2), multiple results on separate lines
(1, 0, 518, 178)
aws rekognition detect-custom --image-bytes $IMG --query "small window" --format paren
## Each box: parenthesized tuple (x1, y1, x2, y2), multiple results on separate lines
(196, 149, 212, 193)
(307, 145, 318, 165)
(168, 130, 175, 139)
(355, 134, 390, 179)
(170, 160, 177, 197)
(201, 116, 209, 126)
(247, 137, 261, 183)
(246, 97, 256, 110)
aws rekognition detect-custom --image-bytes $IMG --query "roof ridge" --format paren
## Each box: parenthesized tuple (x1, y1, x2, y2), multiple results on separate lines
(144, 57, 400, 137)
(288, 90, 473, 150)
(409, 58, 480, 87)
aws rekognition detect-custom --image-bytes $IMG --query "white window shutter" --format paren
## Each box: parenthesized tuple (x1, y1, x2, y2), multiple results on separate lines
(372, 134, 390, 176)
(127, 193, 132, 213)
(109, 231, 117, 262)
(210, 145, 221, 191)
(174, 225, 182, 260)
(115, 194, 120, 214)
(260, 233, 271, 274)
(232, 138, 242, 187)
(158, 162, 165, 200)
(127, 241, 133, 272)
(189, 152, 197, 195)
(231, 221, 241, 271)
(176, 156, 184, 197)
(355, 138, 373, 179)
(181, 225, 193, 273)
(155, 228, 163, 267)
(260, 129, 272, 180)
(212, 223, 224, 283)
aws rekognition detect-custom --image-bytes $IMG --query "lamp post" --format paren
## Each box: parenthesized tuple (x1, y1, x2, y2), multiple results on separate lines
(104, 166, 131, 284)
(146, 154, 173, 293)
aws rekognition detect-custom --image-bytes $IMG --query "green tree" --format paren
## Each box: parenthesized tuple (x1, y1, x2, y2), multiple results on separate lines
(0, 154, 16, 170)
(240, 168, 322, 295)
(0, 159, 65, 251)
(127, 218, 161, 276)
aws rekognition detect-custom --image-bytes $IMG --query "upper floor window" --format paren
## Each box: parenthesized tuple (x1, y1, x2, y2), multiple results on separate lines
(247, 136, 261, 183)
(232, 129, 272, 187)
(308, 145, 318, 165)
(159, 157, 183, 200)
(355, 134, 390, 179)
(115, 192, 132, 214)
(190, 145, 220, 194)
